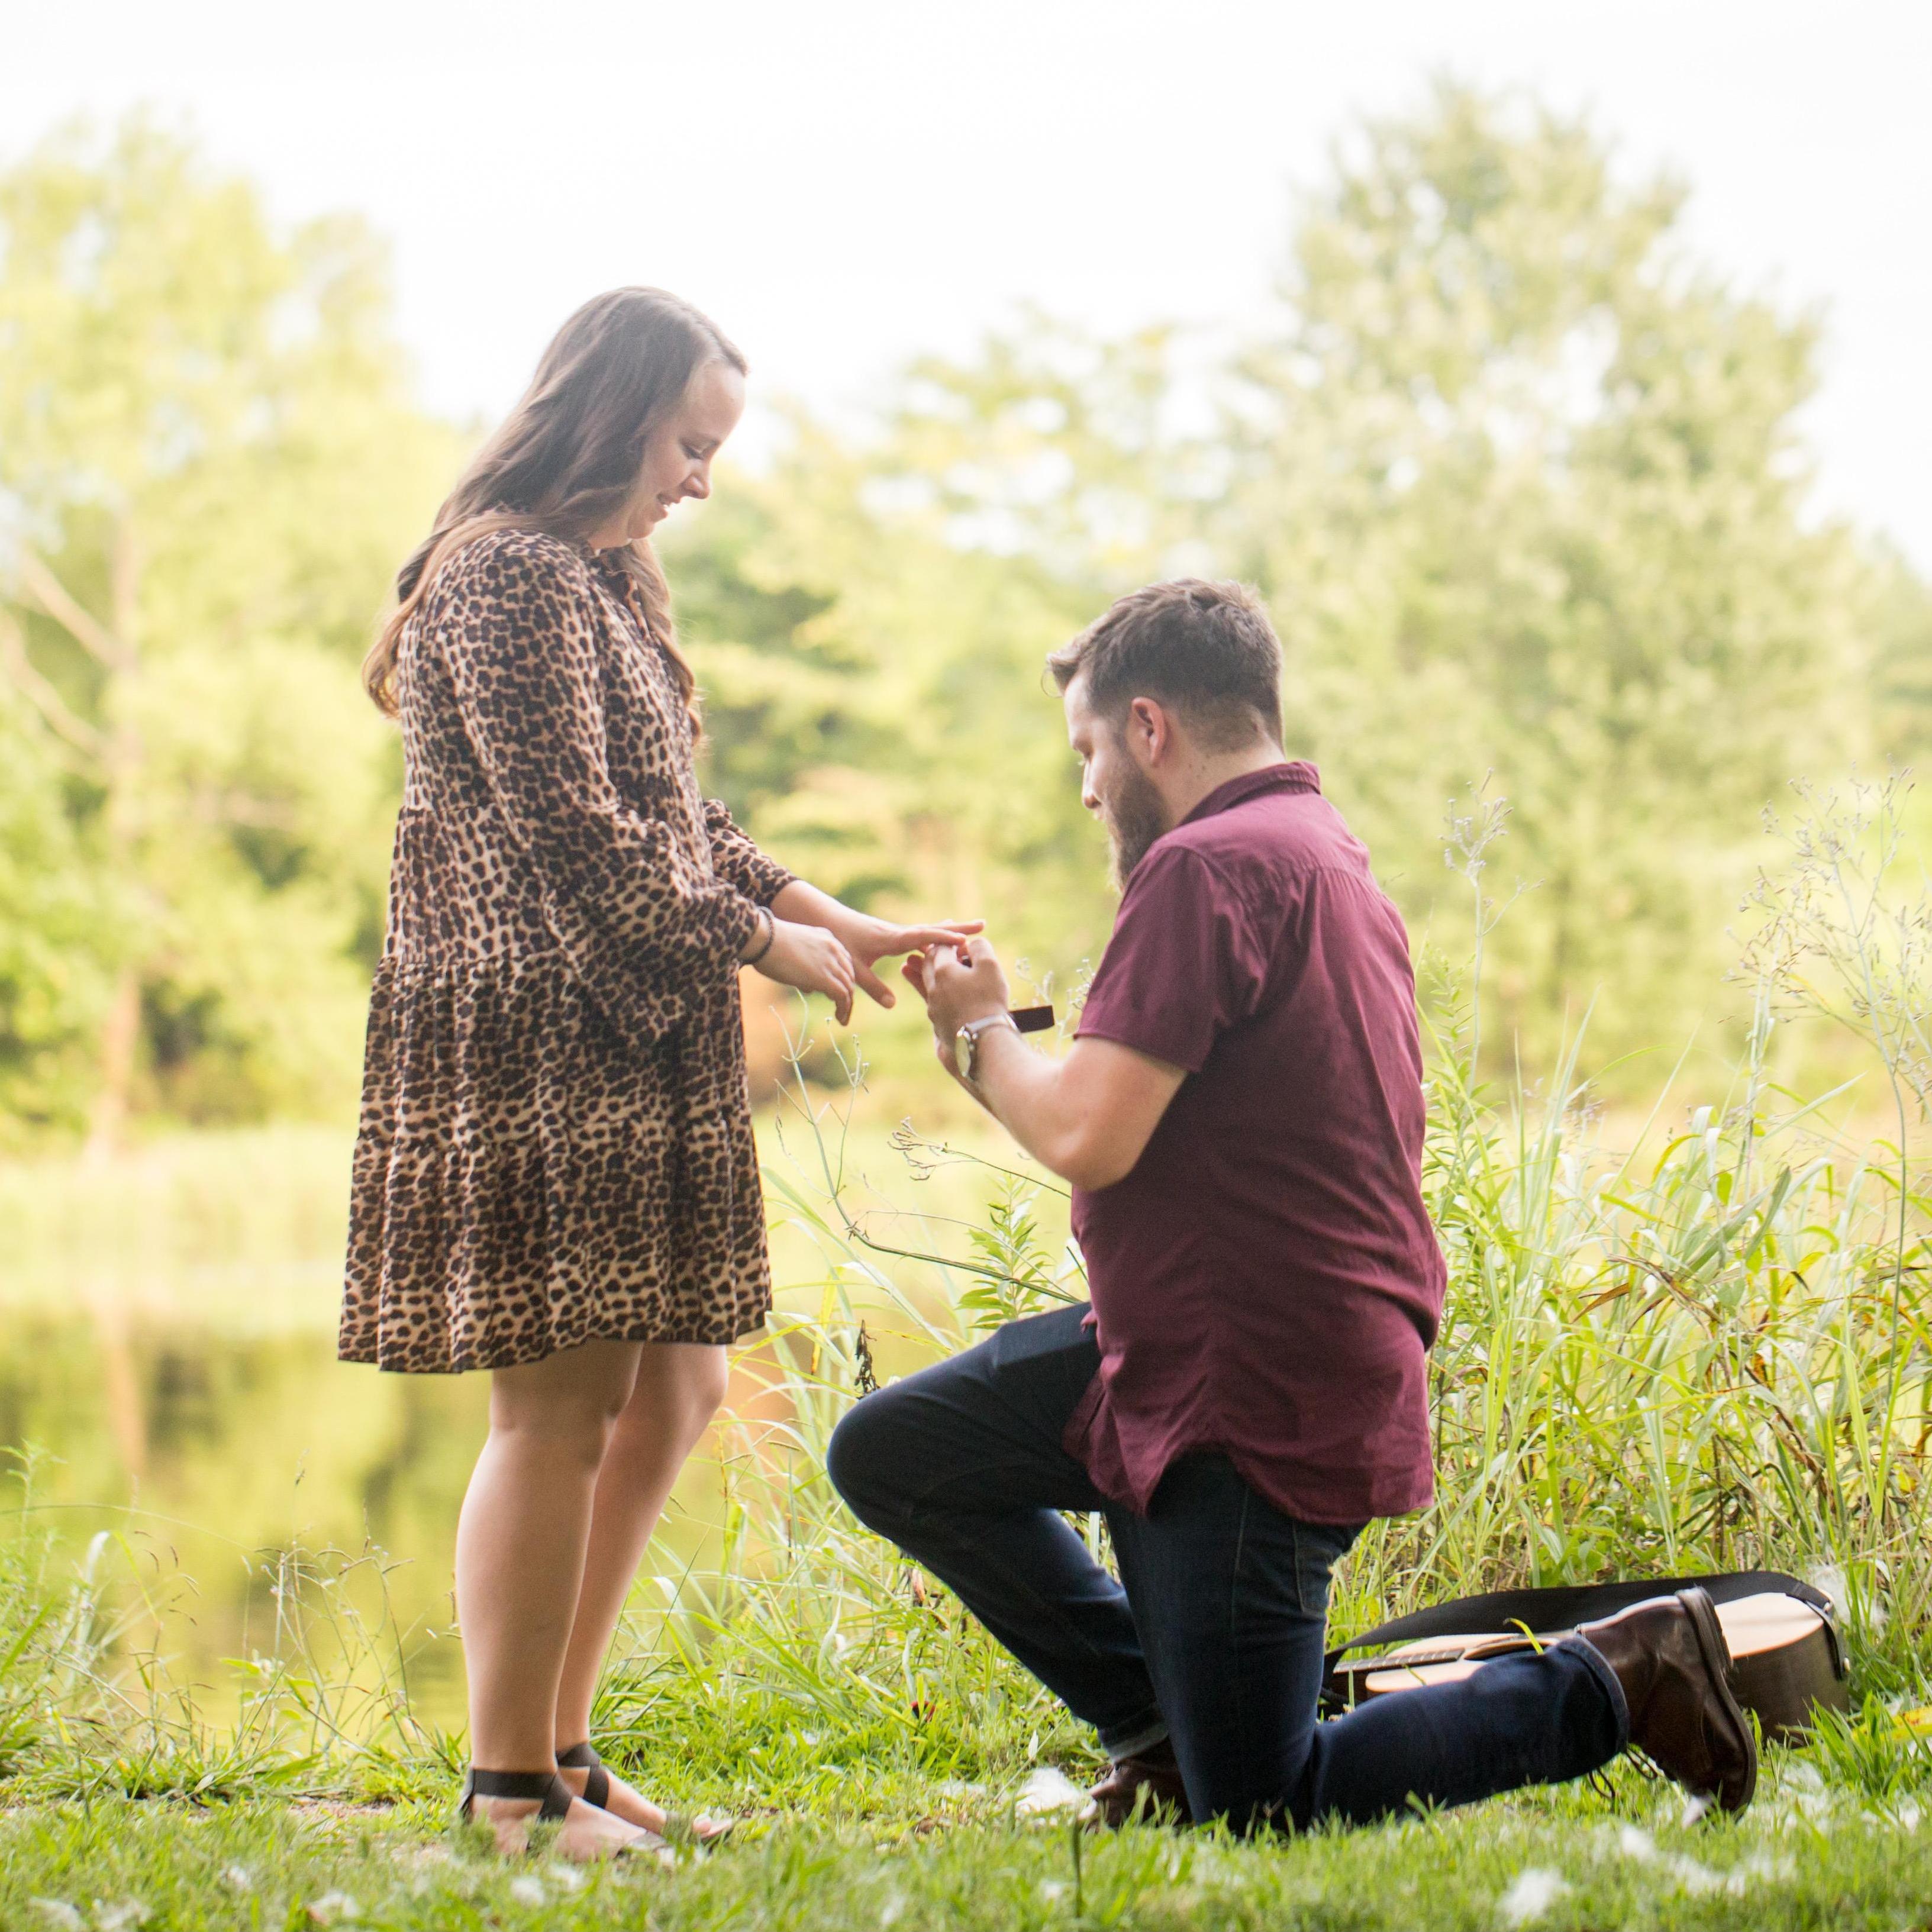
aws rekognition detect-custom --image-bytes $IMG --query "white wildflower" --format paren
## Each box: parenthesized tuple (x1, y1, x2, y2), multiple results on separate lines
(507, 1876, 544, 1907)
(1615, 1824, 1657, 1862)
(543, 1863, 585, 1893)
(304, 1892, 360, 1927)
(29, 1904, 82, 1932)
(1665, 1855, 1721, 1895)
(1037, 1880, 1068, 1902)
(878, 1893, 907, 1928)
(1498, 1868, 1567, 1926)
(1015, 1766, 1088, 1815)
(94, 1905, 149, 1932)
(934, 1778, 986, 1800)
(1724, 1852, 1795, 1894)
(221, 1867, 253, 1893)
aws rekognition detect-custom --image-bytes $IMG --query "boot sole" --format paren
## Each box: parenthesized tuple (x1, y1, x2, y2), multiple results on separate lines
(1678, 1586, 1757, 1813)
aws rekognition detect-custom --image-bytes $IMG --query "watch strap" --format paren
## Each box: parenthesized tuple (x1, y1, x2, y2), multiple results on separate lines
(957, 1011, 1020, 1084)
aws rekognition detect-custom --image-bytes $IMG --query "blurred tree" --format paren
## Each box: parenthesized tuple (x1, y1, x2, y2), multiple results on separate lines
(0, 683, 119, 1136)
(2, 89, 1925, 1136)
(798, 83, 1908, 1071)
(1871, 545, 1932, 765)
(0, 118, 460, 1142)
(671, 412, 1120, 987)
(1214, 82, 1885, 1063)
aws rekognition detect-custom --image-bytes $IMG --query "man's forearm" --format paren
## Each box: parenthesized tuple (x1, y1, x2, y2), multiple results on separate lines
(920, 938, 1185, 1189)
(963, 1024, 1089, 1180)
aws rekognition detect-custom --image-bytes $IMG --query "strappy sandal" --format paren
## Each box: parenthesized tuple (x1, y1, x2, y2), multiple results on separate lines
(456, 1767, 573, 1846)
(460, 1765, 667, 1861)
(557, 1740, 735, 1844)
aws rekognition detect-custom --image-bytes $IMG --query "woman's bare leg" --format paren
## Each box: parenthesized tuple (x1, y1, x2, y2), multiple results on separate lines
(553, 1342, 730, 1829)
(455, 1338, 651, 1857)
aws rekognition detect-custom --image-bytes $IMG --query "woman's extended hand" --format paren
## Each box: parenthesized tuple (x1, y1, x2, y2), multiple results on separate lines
(769, 882, 982, 1012)
(750, 917, 857, 1025)
(836, 912, 988, 1009)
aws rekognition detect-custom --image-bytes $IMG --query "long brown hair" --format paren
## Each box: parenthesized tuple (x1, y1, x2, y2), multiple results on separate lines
(363, 287, 746, 720)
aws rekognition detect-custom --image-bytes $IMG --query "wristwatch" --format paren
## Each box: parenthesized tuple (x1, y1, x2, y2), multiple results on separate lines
(954, 1012, 1018, 1085)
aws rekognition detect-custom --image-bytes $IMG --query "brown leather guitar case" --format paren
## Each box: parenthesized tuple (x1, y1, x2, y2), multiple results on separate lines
(1322, 1569, 1849, 1743)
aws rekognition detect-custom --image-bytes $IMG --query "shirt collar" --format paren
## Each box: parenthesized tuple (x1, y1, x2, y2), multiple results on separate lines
(1179, 760, 1321, 828)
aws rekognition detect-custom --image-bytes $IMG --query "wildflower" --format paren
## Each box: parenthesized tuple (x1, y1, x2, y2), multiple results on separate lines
(94, 1906, 149, 1932)
(1498, 1868, 1567, 1926)
(1015, 1767, 1086, 1816)
(221, 1868, 253, 1893)
(304, 1892, 360, 1927)
(29, 1904, 82, 1932)
(1615, 1825, 1656, 1862)
(508, 1876, 545, 1906)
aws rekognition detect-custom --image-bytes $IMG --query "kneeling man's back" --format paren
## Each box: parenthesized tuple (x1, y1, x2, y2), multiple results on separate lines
(1069, 763, 1444, 1525)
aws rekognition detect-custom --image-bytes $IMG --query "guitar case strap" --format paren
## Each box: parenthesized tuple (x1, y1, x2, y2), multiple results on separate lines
(1321, 1569, 1843, 1711)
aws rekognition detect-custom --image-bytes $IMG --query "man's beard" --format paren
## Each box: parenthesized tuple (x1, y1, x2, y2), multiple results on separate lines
(1099, 761, 1170, 892)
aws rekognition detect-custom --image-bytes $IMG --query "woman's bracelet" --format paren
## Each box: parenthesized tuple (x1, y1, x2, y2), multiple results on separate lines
(743, 904, 776, 967)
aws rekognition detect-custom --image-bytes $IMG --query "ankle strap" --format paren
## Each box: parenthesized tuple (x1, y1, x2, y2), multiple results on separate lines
(555, 1741, 601, 1769)
(463, 1768, 573, 1819)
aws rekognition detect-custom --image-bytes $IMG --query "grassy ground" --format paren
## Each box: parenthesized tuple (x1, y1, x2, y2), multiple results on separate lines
(7, 1756, 1932, 1932)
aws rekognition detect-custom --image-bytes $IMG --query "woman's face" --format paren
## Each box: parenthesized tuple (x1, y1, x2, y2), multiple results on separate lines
(618, 359, 747, 543)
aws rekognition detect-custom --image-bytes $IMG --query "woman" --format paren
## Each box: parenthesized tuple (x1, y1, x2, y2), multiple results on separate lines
(344, 288, 975, 1859)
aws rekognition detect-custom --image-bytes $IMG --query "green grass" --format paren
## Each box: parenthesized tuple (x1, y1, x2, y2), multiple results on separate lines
(8, 1763, 1932, 1932)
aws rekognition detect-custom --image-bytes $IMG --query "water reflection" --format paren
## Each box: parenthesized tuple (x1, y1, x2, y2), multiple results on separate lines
(0, 1114, 1028, 1737)
(0, 1317, 487, 1727)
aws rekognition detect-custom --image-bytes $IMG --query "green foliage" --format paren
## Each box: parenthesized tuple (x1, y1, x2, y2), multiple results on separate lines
(669, 424, 1117, 966)
(0, 116, 459, 1134)
(1231, 82, 1886, 1070)
(3, 82, 1928, 1127)
(689, 82, 1916, 1080)
(0, 696, 120, 1136)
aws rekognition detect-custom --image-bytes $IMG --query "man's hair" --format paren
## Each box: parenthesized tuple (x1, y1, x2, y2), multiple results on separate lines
(1046, 578, 1282, 750)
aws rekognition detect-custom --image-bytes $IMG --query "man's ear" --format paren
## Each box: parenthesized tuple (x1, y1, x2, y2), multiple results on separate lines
(1127, 696, 1172, 769)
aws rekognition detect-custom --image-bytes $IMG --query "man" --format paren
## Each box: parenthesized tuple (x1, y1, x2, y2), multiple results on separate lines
(827, 579, 1755, 1833)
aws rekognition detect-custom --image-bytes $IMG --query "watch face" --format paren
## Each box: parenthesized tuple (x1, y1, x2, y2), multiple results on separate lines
(953, 1028, 973, 1080)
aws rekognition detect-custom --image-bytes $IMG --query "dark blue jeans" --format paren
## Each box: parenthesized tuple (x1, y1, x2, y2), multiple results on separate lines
(827, 1304, 1628, 1832)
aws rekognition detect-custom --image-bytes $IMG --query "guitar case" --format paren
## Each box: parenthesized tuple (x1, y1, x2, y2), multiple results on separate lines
(1322, 1569, 1850, 1743)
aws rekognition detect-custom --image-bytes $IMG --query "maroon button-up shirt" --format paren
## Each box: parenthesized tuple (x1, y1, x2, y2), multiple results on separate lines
(1063, 762, 1444, 1525)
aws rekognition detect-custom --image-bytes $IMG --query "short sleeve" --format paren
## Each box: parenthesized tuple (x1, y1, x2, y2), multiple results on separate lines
(1074, 844, 1272, 1073)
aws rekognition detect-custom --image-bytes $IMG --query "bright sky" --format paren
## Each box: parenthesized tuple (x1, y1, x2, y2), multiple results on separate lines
(7, 1, 1930, 570)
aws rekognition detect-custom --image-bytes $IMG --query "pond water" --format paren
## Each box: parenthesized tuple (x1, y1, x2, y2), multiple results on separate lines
(0, 1113, 1036, 1736)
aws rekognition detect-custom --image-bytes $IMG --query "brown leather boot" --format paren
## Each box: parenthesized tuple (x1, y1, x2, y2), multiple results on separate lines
(1087, 1736, 1192, 1827)
(1577, 1587, 1757, 1814)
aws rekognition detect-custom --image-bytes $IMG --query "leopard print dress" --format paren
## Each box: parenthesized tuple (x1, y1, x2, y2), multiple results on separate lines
(338, 528, 792, 1373)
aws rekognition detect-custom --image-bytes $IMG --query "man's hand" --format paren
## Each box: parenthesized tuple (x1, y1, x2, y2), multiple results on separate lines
(907, 935, 1012, 1043)
(905, 934, 1185, 1183)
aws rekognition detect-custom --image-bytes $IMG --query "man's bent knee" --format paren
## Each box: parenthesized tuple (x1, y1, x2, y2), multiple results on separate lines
(827, 1387, 923, 1527)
